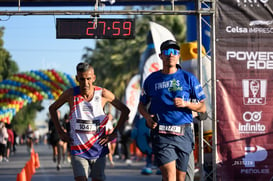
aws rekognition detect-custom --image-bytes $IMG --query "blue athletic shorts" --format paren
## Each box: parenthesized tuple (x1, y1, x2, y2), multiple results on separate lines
(71, 155, 106, 180)
(151, 125, 194, 172)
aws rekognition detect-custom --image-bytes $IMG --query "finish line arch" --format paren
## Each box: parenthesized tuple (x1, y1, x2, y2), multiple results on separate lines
(0, 69, 77, 124)
(0, 1, 217, 179)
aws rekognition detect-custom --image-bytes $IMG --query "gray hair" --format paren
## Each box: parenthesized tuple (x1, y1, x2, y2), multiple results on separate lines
(76, 62, 93, 73)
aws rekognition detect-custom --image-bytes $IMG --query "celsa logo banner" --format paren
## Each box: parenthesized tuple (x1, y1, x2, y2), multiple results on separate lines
(216, 0, 273, 180)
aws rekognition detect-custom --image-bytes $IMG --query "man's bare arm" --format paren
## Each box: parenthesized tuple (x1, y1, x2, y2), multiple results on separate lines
(48, 88, 73, 142)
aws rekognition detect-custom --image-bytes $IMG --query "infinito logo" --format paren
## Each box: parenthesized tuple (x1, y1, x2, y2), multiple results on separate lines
(242, 79, 267, 105)
(239, 111, 266, 134)
(237, 0, 269, 7)
(243, 111, 262, 122)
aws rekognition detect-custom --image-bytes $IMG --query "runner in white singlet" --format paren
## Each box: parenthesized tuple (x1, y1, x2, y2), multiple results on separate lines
(49, 62, 130, 181)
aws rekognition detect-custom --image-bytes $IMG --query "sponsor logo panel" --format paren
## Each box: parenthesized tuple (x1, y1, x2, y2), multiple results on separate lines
(236, 0, 269, 8)
(232, 145, 270, 174)
(226, 51, 273, 70)
(242, 79, 267, 105)
(238, 111, 266, 134)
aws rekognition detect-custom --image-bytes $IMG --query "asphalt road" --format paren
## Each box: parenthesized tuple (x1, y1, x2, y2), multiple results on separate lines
(0, 144, 162, 181)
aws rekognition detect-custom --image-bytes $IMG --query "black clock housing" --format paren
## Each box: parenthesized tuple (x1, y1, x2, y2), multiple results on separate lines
(56, 18, 135, 39)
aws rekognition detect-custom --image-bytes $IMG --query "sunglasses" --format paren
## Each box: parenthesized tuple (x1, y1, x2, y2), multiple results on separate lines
(162, 48, 180, 56)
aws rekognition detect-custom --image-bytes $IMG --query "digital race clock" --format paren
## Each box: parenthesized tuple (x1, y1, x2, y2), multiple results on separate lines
(56, 18, 135, 39)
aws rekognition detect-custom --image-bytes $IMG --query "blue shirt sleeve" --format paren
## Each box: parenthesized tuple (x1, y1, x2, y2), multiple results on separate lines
(190, 75, 206, 102)
(139, 78, 150, 105)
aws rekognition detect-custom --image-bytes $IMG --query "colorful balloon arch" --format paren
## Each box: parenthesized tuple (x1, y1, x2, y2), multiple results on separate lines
(0, 69, 77, 124)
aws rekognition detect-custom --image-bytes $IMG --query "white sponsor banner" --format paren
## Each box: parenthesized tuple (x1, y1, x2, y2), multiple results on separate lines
(125, 74, 141, 125)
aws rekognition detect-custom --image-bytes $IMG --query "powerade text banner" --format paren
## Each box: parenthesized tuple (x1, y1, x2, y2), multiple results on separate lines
(215, 0, 273, 180)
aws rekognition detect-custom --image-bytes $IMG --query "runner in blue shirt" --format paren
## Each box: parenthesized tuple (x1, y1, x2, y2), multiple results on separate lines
(138, 40, 206, 181)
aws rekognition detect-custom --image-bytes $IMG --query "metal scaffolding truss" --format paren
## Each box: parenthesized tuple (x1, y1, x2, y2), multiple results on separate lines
(0, 0, 217, 180)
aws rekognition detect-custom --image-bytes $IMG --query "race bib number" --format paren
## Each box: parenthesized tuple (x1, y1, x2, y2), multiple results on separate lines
(158, 125, 185, 136)
(75, 119, 100, 134)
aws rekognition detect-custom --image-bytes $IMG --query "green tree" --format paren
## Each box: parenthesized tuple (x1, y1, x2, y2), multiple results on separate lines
(12, 101, 44, 136)
(82, 13, 186, 100)
(0, 27, 19, 81)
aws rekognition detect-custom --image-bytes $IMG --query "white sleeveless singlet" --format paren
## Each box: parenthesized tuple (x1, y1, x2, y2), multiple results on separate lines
(69, 86, 109, 159)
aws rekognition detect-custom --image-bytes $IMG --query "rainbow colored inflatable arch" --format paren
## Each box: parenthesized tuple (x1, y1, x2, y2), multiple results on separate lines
(0, 69, 77, 124)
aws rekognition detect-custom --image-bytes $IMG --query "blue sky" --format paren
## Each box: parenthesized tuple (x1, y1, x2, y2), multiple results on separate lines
(1, 6, 122, 123)
(2, 6, 123, 75)
(2, 11, 95, 76)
